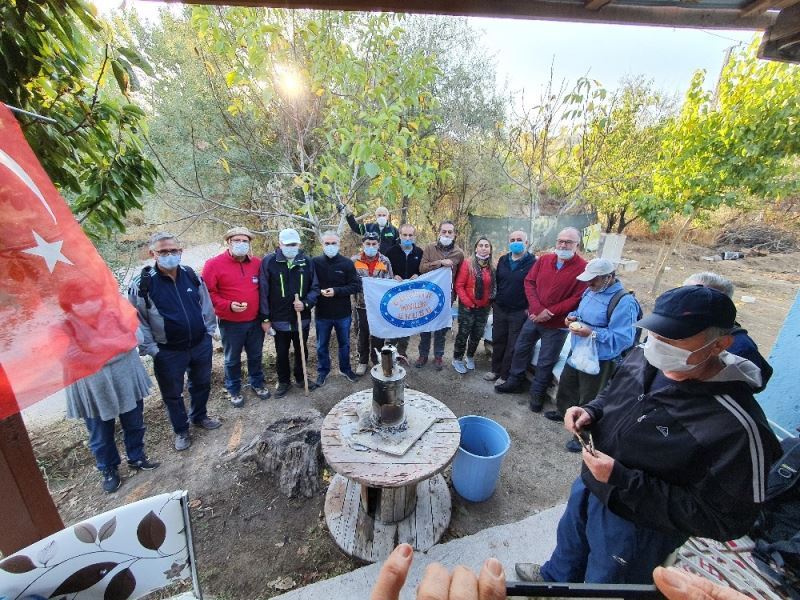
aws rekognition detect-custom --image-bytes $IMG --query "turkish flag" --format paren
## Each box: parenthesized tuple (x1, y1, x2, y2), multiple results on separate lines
(0, 105, 138, 419)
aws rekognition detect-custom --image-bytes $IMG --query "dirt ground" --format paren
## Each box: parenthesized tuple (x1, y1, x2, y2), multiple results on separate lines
(29, 239, 800, 599)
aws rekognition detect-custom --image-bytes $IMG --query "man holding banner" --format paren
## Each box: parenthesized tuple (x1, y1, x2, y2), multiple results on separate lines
(385, 224, 424, 361)
(416, 221, 465, 371)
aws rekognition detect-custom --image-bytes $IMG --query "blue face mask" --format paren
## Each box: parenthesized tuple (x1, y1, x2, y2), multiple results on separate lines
(363, 246, 378, 258)
(509, 241, 525, 255)
(157, 254, 181, 270)
(401, 238, 414, 248)
(323, 244, 339, 258)
(555, 249, 575, 261)
(282, 246, 299, 259)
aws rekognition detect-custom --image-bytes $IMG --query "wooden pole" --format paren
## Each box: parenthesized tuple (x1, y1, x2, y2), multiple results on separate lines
(0, 365, 63, 555)
(294, 293, 310, 395)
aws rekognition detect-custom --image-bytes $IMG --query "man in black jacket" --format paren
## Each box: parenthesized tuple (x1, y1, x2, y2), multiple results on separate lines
(385, 223, 424, 360)
(484, 230, 535, 385)
(259, 228, 320, 398)
(344, 204, 399, 256)
(312, 231, 361, 386)
(515, 285, 782, 585)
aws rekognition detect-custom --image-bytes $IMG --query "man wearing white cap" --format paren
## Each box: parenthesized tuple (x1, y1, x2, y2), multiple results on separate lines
(258, 228, 320, 398)
(203, 227, 270, 408)
(546, 258, 641, 452)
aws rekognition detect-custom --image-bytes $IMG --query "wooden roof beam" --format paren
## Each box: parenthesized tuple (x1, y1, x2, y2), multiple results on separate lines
(742, 0, 800, 18)
(585, 0, 614, 11)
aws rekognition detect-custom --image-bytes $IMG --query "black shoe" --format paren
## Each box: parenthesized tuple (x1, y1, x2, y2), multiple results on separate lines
(315, 374, 327, 387)
(565, 439, 583, 453)
(340, 370, 358, 382)
(127, 458, 161, 471)
(275, 382, 291, 398)
(194, 417, 221, 430)
(174, 432, 191, 451)
(252, 386, 271, 400)
(544, 410, 563, 423)
(495, 378, 523, 394)
(102, 469, 121, 493)
(528, 394, 544, 413)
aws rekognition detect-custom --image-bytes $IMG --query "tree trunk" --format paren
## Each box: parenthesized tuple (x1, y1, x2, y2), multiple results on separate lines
(650, 212, 694, 295)
(240, 410, 323, 499)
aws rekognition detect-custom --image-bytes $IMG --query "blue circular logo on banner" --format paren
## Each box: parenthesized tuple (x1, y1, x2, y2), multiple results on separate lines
(380, 280, 447, 329)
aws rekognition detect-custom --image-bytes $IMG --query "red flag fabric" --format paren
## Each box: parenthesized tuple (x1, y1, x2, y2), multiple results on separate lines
(0, 105, 138, 419)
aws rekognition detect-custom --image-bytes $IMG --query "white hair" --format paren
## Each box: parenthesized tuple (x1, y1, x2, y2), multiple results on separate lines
(149, 232, 178, 250)
(683, 272, 735, 298)
(321, 230, 340, 241)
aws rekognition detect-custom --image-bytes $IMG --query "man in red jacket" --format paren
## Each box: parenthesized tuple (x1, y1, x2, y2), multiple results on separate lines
(496, 227, 587, 412)
(202, 227, 270, 407)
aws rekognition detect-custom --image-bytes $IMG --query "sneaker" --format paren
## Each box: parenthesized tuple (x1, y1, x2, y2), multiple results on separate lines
(355, 363, 368, 376)
(565, 439, 583, 453)
(174, 433, 191, 452)
(194, 417, 221, 430)
(433, 357, 444, 371)
(340, 370, 358, 382)
(515, 563, 545, 582)
(229, 394, 244, 408)
(544, 410, 564, 423)
(464, 356, 475, 370)
(127, 458, 161, 471)
(315, 374, 327, 387)
(275, 382, 291, 398)
(295, 380, 320, 391)
(528, 394, 544, 413)
(495, 378, 523, 394)
(483, 371, 498, 381)
(494, 378, 506, 387)
(102, 469, 121, 494)
(452, 359, 467, 374)
(414, 356, 428, 368)
(253, 387, 271, 400)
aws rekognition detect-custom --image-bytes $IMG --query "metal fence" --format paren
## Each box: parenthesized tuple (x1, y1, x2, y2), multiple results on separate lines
(467, 213, 596, 252)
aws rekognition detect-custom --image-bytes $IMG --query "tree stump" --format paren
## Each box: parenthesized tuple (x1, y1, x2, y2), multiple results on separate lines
(244, 410, 323, 499)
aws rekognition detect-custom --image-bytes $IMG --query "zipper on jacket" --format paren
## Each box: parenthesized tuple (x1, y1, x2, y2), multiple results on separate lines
(300, 273, 304, 298)
(171, 273, 194, 346)
(279, 273, 285, 297)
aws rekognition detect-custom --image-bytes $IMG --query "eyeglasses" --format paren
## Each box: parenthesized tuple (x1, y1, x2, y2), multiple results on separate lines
(154, 249, 182, 256)
(556, 239, 578, 246)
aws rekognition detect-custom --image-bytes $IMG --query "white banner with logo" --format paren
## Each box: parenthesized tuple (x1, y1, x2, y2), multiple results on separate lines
(362, 268, 453, 339)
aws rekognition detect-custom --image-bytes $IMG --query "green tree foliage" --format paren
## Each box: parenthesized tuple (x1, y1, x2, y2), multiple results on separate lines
(0, 0, 158, 239)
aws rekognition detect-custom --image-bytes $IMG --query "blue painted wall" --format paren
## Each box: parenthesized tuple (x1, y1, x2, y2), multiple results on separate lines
(758, 289, 800, 437)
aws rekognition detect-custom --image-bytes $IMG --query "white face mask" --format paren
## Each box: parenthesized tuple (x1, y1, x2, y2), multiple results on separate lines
(643, 334, 718, 373)
(282, 245, 299, 259)
(439, 236, 453, 247)
(555, 249, 574, 260)
(376, 216, 388, 227)
(230, 241, 250, 257)
(323, 244, 339, 258)
(476, 252, 490, 260)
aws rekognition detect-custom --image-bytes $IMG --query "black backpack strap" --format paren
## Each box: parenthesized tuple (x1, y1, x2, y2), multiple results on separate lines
(138, 266, 154, 309)
(181, 265, 201, 288)
(606, 288, 629, 322)
(766, 438, 800, 501)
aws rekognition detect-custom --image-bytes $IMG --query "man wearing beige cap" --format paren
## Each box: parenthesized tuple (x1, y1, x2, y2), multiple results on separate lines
(202, 227, 270, 407)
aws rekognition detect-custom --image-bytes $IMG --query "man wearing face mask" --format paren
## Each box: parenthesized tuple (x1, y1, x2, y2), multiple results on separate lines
(417, 220, 465, 371)
(515, 285, 782, 587)
(344, 204, 399, 256)
(202, 227, 270, 408)
(312, 231, 361, 386)
(546, 258, 641, 451)
(485, 230, 536, 385)
(496, 227, 587, 412)
(128, 232, 220, 452)
(351, 232, 394, 375)
(258, 228, 320, 398)
(385, 224, 424, 360)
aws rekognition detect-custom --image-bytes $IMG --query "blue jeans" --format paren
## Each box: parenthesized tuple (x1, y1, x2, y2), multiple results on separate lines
(84, 400, 146, 472)
(153, 335, 212, 434)
(508, 320, 569, 396)
(541, 478, 685, 584)
(316, 316, 352, 377)
(219, 319, 265, 395)
(418, 328, 449, 359)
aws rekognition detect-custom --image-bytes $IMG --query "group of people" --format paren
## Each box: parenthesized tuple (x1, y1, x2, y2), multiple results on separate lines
(65, 206, 783, 600)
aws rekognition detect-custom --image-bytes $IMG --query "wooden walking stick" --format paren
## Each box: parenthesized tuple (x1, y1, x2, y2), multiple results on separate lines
(295, 293, 310, 395)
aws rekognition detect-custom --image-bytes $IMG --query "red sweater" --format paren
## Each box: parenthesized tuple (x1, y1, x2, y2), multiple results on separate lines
(524, 253, 588, 328)
(202, 251, 262, 322)
(455, 260, 493, 309)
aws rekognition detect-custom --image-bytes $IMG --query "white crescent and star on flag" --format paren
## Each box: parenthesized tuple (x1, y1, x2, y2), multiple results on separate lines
(0, 147, 72, 273)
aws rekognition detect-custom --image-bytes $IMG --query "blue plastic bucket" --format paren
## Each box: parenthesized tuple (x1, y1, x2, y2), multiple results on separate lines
(451, 415, 511, 502)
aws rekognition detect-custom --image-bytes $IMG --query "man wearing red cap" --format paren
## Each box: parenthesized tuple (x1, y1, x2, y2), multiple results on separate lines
(515, 285, 782, 586)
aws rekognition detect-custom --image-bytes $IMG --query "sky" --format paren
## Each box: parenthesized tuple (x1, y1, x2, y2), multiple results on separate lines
(95, 0, 755, 99)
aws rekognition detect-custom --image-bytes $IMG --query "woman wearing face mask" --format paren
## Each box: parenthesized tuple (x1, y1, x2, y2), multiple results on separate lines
(546, 258, 642, 452)
(452, 237, 496, 374)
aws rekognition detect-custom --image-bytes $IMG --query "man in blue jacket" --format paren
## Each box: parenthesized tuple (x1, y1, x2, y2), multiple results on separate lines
(515, 285, 782, 586)
(128, 232, 220, 452)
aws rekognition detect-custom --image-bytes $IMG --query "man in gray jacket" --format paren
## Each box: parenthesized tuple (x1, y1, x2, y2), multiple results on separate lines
(128, 232, 220, 452)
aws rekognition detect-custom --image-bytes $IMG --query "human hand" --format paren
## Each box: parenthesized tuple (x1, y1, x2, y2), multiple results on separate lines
(322, 288, 335, 297)
(394, 276, 403, 281)
(533, 310, 551, 323)
(410, 274, 419, 279)
(293, 299, 304, 311)
(370, 543, 506, 600)
(571, 325, 592, 338)
(564, 406, 592, 434)
(564, 315, 578, 327)
(440, 259, 454, 268)
(653, 566, 749, 600)
(582, 448, 614, 483)
(231, 301, 248, 313)
(260, 320, 271, 333)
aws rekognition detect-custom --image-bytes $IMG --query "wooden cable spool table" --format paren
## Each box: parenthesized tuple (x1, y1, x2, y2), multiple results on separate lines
(321, 388, 460, 562)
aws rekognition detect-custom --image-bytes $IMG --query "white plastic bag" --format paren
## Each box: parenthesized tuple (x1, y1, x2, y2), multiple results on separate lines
(567, 333, 600, 375)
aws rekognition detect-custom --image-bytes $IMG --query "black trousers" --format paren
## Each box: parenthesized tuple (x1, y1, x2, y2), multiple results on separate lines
(356, 307, 383, 365)
(274, 328, 310, 385)
(490, 305, 528, 379)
